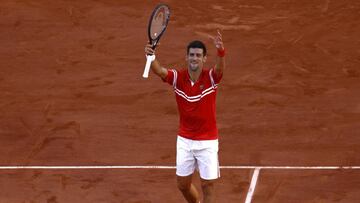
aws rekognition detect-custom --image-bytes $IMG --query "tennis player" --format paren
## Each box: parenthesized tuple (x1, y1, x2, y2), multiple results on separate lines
(144, 30, 225, 203)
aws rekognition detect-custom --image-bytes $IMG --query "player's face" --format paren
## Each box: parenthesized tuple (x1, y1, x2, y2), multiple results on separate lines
(186, 48, 206, 72)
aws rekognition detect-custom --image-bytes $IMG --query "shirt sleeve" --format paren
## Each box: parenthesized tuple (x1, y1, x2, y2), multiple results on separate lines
(162, 69, 177, 87)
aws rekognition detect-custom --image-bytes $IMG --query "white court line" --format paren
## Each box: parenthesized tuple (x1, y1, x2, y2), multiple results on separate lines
(0, 165, 360, 170)
(220, 166, 360, 170)
(0, 166, 176, 170)
(245, 168, 261, 203)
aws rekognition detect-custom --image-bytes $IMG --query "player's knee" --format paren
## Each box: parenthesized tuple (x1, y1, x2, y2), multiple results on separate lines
(201, 179, 215, 192)
(177, 177, 191, 192)
(177, 182, 191, 192)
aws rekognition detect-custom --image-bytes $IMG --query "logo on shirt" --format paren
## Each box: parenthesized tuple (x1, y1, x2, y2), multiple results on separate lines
(199, 84, 204, 90)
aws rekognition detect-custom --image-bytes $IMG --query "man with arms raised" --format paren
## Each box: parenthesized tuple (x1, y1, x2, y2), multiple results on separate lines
(144, 30, 225, 203)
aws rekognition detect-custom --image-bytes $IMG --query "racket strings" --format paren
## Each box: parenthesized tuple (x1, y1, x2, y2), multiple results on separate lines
(149, 6, 170, 42)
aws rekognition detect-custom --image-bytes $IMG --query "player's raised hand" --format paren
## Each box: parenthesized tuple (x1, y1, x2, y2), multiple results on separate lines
(210, 29, 224, 51)
(145, 43, 155, 55)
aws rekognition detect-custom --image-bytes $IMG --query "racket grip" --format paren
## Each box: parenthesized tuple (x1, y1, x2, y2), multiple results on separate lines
(143, 54, 155, 78)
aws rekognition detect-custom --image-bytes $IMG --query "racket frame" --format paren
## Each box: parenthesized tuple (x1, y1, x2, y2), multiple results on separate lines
(147, 3, 170, 49)
(143, 4, 170, 78)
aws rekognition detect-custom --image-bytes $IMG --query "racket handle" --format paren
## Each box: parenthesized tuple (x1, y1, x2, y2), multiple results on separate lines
(143, 54, 156, 78)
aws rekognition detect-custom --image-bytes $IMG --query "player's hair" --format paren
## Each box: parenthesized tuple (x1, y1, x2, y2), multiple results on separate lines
(187, 40, 207, 56)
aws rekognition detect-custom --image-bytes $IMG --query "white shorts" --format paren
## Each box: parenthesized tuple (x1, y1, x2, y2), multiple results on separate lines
(176, 136, 220, 180)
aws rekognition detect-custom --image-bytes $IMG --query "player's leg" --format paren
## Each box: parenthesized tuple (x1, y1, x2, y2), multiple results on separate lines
(200, 178, 217, 203)
(177, 174, 200, 203)
(195, 139, 220, 203)
(176, 136, 200, 203)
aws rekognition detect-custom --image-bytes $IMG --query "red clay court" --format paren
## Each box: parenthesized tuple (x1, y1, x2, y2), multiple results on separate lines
(0, 0, 360, 202)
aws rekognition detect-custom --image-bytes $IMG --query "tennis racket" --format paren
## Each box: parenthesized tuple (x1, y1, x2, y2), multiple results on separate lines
(142, 4, 170, 78)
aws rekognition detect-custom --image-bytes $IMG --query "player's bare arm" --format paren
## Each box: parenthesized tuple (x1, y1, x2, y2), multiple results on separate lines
(145, 44, 168, 80)
(210, 30, 226, 76)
